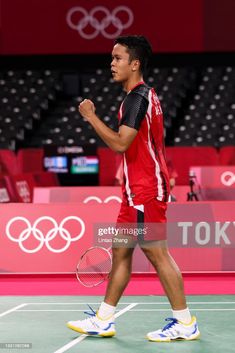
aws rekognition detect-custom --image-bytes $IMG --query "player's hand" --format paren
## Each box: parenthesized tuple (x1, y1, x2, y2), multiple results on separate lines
(78, 99, 96, 121)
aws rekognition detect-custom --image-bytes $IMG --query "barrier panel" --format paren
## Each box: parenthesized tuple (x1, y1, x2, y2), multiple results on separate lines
(0, 203, 119, 273)
(2, 0, 235, 54)
(190, 166, 235, 200)
(1, 0, 203, 54)
(0, 201, 234, 273)
(33, 186, 122, 204)
(33, 186, 191, 203)
(191, 166, 235, 188)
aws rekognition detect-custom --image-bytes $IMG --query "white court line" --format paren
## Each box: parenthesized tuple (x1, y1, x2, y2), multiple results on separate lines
(126, 308, 235, 312)
(53, 335, 87, 353)
(16, 309, 136, 312)
(136, 302, 235, 305)
(0, 304, 27, 318)
(18, 308, 235, 312)
(114, 303, 138, 318)
(24, 301, 235, 305)
(53, 303, 138, 353)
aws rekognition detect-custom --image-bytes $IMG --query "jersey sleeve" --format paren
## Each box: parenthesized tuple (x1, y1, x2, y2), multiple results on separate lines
(119, 92, 149, 130)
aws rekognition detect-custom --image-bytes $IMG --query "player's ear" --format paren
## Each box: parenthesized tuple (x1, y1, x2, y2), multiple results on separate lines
(132, 59, 140, 72)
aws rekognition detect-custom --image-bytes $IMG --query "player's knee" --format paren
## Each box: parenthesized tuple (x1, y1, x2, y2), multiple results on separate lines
(142, 246, 169, 265)
(112, 247, 133, 262)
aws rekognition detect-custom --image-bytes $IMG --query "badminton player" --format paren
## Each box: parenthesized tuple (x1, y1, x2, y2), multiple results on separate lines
(67, 35, 200, 342)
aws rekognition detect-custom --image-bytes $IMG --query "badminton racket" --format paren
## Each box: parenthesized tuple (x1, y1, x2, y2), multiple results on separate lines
(76, 246, 112, 287)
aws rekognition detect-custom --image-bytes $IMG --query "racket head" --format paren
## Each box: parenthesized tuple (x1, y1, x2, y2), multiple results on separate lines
(76, 246, 112, 287)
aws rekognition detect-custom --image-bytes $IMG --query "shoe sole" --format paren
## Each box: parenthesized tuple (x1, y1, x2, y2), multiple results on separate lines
(147, 332, 200, 342)
(67, 323, 116, 337)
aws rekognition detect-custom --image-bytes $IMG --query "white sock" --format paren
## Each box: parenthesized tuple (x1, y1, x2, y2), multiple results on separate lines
(172, 307, 192, 324)
(97, 301, 116, 320)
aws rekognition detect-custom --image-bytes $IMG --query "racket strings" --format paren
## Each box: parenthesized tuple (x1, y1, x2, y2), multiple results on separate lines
(76, 247, 112, 287)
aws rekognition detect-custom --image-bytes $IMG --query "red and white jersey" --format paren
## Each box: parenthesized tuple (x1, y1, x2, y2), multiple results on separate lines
(118, 82, 170, 205)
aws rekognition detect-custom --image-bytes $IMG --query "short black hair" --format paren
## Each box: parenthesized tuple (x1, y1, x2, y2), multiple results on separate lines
(114, 35, 152, 75)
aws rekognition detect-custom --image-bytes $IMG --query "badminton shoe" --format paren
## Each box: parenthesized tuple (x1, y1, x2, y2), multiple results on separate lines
(67, 305, 116, 337)
(147, 316, 200, 342)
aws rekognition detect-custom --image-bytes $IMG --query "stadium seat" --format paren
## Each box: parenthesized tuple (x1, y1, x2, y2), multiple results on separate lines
(0, 177, 13, 202)
(0, 64, 234, 152)
(0, 149, 19, 175)
(97, 147, 122, 186)
(219, 146, 235, 165)
(33, 171, 60, 186)
(4, 173, 37, 202)
(17, 148, 44, 173)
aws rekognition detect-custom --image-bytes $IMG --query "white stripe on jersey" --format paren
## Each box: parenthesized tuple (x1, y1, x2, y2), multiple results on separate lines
(146, 90, 164, 201)
(119, 99, 135, 205)
(119, 101, 134, 206)
(123, 154, 134, 206)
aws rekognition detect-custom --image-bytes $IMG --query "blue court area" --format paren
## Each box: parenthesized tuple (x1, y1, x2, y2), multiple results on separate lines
(1, 295, 235, 353)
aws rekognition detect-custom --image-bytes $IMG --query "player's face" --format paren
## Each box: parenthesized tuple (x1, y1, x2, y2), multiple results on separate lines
(111, 44, 133, 83)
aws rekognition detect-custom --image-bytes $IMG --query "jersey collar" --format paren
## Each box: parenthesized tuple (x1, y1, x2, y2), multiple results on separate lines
(128, 81, 145, 94)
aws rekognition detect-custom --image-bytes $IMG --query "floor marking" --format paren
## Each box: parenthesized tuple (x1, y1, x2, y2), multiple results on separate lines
(0, 304, 27, 318)
(127, 308, 235, 312)
(53, 303, 138, 353)
(16, 306, 140, 313)
(53, 335, 88, 353)
(24, 301, 235, 305)
(17, 307, 141, 313)
(145, 302, 235, 305)
(115, 303, 138, 318)
(17, 308, 235, 312)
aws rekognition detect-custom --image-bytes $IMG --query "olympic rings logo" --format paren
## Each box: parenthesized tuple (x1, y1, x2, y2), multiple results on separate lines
(66, 6, 134, 39)
(83, 196, 122, 203)
(6, 216, 85, 253)
(221, 171, 235, 186)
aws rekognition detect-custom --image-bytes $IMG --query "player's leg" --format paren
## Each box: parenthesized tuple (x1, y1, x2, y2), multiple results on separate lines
(141, 242, 186, 309)
(104, 245, 135, 306)
(140, 199, 200, 342)
(142, 243, 200, 341)
(101, 201, 138, 307)
(67, 245, 135, 336)
(67, 202, 136, 337)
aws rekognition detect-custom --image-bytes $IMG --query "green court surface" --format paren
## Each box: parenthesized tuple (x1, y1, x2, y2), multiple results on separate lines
(0, 295, 235, 353)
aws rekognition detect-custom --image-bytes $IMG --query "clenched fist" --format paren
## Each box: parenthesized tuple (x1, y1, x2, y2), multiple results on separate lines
(78, 99, 96, 121)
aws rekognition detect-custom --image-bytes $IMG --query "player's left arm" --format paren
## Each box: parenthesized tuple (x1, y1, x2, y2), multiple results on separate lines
(78, 99, 137, 153)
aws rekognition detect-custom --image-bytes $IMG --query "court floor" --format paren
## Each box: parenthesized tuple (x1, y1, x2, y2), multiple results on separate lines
(0, 295, 235, 353)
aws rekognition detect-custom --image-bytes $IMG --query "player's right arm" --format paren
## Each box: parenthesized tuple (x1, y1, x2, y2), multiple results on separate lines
(78, 99, 138, 153)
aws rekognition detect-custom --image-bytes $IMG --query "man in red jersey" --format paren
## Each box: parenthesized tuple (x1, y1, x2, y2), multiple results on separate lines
(67, 35, 200, 342)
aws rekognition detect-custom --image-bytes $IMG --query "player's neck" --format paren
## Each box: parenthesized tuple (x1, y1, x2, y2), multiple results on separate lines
(122, 74, 144, 93)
